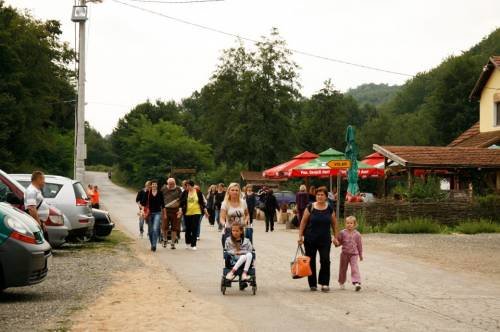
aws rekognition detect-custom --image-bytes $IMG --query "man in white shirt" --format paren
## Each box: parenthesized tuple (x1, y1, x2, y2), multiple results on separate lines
(24, 170, 48, 229)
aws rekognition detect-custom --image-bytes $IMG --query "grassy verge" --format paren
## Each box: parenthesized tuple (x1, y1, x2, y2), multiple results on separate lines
(62, 230, 133, 252)
(348, 214, 500, 235)
(454, 219, 500, 234)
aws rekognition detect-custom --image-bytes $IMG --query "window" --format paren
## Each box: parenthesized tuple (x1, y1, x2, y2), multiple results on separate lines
(17, 180, 62, 198)
(0, 180, 13, 202)
(496, 102, 500, 126)
(73, 182, 89, 200)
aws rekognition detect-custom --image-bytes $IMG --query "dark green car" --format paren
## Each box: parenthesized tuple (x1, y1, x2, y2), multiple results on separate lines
(0, 202, 52, 290)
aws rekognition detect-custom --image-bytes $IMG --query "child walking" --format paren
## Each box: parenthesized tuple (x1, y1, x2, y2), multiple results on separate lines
(337, 216, 363, 291)
(225, 223, 253, 281)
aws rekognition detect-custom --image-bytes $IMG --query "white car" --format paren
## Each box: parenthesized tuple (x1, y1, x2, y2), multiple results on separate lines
(11, 174, 95, 240)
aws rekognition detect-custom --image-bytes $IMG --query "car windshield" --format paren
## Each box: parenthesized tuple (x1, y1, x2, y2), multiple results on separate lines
(18, 180, 63, 199)
(73, 182, 89, 200)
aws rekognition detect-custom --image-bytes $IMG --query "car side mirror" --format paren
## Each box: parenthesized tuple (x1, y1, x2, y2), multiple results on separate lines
(6, 192, 22, 205)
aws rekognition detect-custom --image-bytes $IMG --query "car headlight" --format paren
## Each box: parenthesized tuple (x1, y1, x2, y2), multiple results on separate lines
(5, 216, 38, 244)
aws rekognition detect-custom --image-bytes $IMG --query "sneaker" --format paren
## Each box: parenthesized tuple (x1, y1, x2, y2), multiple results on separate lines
(171, 244, 176, 250)
(191, 247, 197, 251)
(321, 285, 330, 292)
(151, 246, 156, 252)
(310, 286, 318, 291)
(162, 240, 167, 248)
(339, 284, 345, 290)
(226, 271, 235, 280)
(354, 283, 361, 292)
(242, 272, 250, 281)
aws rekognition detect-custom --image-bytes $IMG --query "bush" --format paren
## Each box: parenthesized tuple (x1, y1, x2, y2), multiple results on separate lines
(475, 195, 500, 221)
(455, 219, 500, 234)
(86, 165, 113, 172)
(385, 217, 442, 234)
(391, 176, 446, 201)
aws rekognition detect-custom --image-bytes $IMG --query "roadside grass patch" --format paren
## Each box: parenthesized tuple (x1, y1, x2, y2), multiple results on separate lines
(455, 219, 500, 234)
(385, 218, 442, 234)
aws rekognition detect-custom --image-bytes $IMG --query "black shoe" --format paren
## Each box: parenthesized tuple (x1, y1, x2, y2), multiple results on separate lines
(151, 246, 156, 252)
(354, 283, 361, 292)
(310, 287, 318, 291)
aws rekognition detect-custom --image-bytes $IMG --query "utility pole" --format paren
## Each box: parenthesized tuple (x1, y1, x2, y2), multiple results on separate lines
(75, 0, 86, 182)
(72, 0, 101, 181)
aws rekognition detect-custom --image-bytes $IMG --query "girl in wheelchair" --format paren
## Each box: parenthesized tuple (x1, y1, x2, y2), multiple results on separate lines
(224, 223, 254, 281)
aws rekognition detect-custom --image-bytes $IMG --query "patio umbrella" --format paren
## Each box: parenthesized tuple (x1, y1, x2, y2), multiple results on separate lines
(345, 125, 360, 196)
(359, 152, 385, 178)
(290, 148, 375, 178)
(262, 151, 319, 179)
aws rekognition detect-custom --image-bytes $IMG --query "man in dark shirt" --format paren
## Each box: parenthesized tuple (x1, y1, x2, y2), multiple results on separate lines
(161, 178, 182, 249)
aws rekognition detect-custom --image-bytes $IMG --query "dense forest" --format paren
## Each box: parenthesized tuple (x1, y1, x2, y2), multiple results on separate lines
(1, 3, 499, 187)
(0, 2, 75, 176)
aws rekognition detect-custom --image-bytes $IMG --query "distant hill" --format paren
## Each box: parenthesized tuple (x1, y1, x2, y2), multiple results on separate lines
(347, 83, 401, 106)
(358, 28, 500, 154)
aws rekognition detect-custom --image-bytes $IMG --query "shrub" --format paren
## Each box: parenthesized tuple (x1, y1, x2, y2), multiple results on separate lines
(391, 177, 446, 201)
(475, 195, 500, 221)
(385, 217, 442, 234)
(455, 219, 500, 234)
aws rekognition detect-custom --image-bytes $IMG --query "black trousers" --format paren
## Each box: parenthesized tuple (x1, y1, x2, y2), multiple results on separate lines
(248, 207, 254, 225)
(265, 211, 275, 231)
(207, 208, 215, 225)
(304, 239, 331, 287)
(184, 214, 200, 247)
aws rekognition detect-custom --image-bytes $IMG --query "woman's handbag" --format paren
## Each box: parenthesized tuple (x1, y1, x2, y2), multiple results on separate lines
(290, 245, 312, 279)
(143, 191, 151, 220)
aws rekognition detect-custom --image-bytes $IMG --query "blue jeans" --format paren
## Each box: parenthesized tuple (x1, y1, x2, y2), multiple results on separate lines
(197, 215, 203, 238)
(139, 216, 145, 234)
(215, 209, 222, 230)
(148, 212, 161, 249)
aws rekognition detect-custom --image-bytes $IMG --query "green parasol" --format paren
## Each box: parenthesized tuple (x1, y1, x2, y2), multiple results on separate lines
(345, 125, 359, 195)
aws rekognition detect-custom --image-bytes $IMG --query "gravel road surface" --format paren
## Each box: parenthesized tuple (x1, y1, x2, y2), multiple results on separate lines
(86, 171, 500, 332)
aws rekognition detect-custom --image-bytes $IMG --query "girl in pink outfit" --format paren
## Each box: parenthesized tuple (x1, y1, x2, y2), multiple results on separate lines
(337, 216, 363, 291)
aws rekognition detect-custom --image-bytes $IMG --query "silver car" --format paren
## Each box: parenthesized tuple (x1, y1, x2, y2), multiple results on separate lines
(11, 174, 95, 239)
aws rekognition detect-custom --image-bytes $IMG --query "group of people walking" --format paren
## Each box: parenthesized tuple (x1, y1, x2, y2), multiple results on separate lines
(135, 179, 363, 291)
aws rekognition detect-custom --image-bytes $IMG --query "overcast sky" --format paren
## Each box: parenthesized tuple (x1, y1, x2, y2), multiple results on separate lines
(5, 0, 500, 135)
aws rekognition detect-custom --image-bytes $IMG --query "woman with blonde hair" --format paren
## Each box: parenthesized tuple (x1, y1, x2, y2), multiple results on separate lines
(220, 183, 249, 247)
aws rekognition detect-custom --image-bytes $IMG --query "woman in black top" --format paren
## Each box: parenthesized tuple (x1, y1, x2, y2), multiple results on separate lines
(298, 186, 339, 292)
(206, 185, 217, 226)
(146, 180, 164, 252)
(214, 183, 226, 231)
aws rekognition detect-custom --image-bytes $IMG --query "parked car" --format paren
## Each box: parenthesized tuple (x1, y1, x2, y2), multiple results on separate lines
(0, 202, 52, 290)
(11, 174, 95, 240)
(0, 170, 69, 248)
(92, 208, 115, 239)
(273, 191, 296, 210)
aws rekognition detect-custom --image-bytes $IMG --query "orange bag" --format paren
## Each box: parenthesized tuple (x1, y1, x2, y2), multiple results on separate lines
(290, 245, 312, 279)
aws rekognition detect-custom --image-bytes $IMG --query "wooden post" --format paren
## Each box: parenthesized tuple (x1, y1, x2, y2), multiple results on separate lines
(384, 157, 389, 198)
(497, 171, 500, 192)
(407, 168, 414, 190)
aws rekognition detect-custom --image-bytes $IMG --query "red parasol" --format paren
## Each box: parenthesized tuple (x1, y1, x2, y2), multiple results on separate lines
(262, 151, 319, 179)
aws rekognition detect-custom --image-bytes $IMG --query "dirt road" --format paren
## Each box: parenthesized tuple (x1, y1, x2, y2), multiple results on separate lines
(85, 172, 500, 332)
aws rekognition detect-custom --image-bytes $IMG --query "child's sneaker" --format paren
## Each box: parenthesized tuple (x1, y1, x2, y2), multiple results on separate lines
(242, 272, 250, 281)
(191, 246, 197, 251)
(339, 284, 345, 290)
(354, 283, 361, 291)
(225, 271, 235, 280)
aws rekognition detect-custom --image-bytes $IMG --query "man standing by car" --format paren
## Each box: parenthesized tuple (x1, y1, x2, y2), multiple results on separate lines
(25, 171, 47, 234)
(161, 178, 182, 249)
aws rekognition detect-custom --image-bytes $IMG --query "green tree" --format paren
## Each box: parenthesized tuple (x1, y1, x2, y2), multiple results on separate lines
(0, 2, 75, 175)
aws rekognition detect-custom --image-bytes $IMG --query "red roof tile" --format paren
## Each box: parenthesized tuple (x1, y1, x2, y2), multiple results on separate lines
(449, 123, 500, 148)
(373, 145, 500, 168)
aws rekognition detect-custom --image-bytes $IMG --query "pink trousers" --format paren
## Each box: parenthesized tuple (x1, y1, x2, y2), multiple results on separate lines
(338, 252, 361, 284)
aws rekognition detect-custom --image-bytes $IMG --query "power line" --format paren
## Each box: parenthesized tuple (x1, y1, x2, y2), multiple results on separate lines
(125, 0, 224, 3)
(112, 0, 414, 77)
